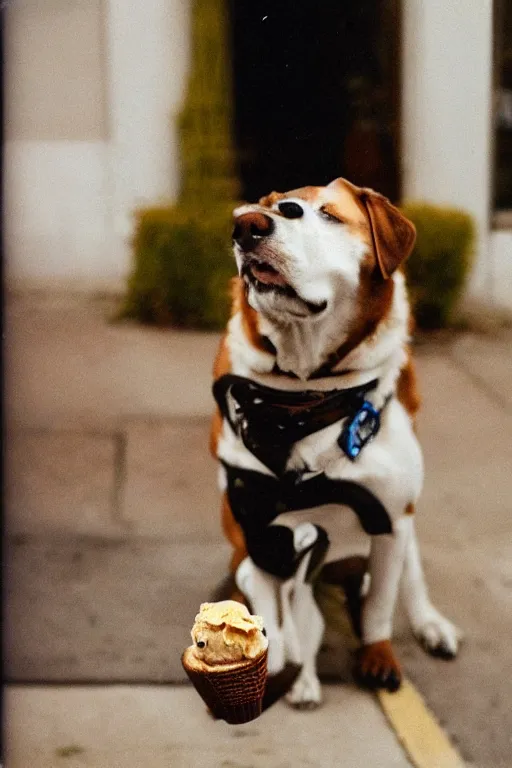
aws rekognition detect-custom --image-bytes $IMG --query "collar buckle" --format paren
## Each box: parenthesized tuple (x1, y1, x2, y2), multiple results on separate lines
(338, 400, 382, 461)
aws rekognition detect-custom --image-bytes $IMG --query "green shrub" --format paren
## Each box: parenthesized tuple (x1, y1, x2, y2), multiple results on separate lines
(401, 202, 475, 329)
(118, 203, 236, 330)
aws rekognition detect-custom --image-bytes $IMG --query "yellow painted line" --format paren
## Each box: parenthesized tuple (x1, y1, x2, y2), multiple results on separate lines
(378, 679, 466, 768)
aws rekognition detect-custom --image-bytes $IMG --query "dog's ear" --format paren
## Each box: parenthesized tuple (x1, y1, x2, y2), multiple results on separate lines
(360, 190, 416, 279)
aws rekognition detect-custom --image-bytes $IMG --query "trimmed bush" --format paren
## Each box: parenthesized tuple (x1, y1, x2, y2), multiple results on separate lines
(119, 204, 236, 329)
(401, 202, 475, 329)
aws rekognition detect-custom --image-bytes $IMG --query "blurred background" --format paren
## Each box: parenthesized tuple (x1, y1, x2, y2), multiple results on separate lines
(3, 0, 512, 302)
(3, 1, 512, 767)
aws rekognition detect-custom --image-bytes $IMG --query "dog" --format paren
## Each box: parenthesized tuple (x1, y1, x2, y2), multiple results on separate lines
(210, 177, 462, 708)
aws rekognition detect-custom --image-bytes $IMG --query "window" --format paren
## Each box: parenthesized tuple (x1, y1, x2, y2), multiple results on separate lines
(493, 0, 512, 222)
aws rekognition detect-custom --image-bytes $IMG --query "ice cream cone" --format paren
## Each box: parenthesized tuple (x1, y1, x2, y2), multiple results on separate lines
(182, 646, 268, 724)
(183, 600, 269, 724)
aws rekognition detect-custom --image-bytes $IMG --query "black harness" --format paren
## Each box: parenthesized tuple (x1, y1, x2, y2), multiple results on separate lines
(213, 374, 393, 580)
(213, 374, 380, 475)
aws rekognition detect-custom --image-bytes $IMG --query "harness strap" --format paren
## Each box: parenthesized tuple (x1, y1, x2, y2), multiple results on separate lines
(213, 374, 379, 475)
(223, 463, 393, 579)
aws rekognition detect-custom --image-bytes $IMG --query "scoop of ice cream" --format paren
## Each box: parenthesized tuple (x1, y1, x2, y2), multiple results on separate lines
(190, 600, 268, 666)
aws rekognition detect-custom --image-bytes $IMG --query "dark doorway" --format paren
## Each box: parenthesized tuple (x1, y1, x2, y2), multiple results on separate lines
(493, 0, 512, 211)
(229, 0, 402, 203)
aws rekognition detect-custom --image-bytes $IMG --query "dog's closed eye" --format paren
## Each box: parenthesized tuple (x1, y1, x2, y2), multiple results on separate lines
(319, 205, 345, 224)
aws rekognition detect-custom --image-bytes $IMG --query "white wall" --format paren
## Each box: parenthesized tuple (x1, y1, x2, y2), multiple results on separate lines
(491, 231, 512, 308)
(4, 0, 191, 290)
(104, 0, 191, 277)
(402, 0, 496, 300)
(5, 141, 111, 286)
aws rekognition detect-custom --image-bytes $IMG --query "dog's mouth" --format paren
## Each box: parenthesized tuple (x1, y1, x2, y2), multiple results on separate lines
(248, 259, 288, 287)
(242, 258, 327, 315)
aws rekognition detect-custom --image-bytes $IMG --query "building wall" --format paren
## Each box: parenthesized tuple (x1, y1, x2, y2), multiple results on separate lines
(5, 0, 106, 142)
(491, 231, 512, 307)
(4, 0, 191, 290)
(402, 0, 512, 309)
(5, 0, 109, 287)
(5, 0, 511, 306)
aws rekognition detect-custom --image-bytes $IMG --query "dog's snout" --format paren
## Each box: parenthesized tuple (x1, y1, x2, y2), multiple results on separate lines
(232, 211, 275, 250)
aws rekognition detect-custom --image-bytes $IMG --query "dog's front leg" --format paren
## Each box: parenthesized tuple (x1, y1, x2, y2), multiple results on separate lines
(357, 516, 412, 691)
(285, 524, 325, 709)
(235, 557, 286, 675)
(235, 523, 324, 684)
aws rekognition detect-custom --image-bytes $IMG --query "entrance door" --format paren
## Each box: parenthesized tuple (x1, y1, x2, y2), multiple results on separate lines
(229, 0, 402, 202)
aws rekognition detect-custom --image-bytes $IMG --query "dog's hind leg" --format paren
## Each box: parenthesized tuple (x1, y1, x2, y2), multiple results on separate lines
(285, 524, 325, 709)
(209, 493, 248, 605)
(221, 492, 248, 577)
(401, 517, 463, 658)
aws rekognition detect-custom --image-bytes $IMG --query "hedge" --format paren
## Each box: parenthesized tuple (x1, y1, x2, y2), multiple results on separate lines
(119, 201, 475, 331)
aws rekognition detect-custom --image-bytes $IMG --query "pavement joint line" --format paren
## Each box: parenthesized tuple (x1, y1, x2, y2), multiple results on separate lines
(378, 679, 466, 768)
(118, 414, 213, 427)
(5, 425, 122, 438)
(7, 416, 214, 434)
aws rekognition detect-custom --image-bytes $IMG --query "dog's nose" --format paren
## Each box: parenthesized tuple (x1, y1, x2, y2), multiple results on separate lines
(232, 211, 275, 251)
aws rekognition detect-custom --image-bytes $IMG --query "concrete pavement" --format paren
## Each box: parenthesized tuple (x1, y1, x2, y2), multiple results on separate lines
(5, 685, 413, 768)
(5, 292, 217, 431)
(5, 291, 512, 767)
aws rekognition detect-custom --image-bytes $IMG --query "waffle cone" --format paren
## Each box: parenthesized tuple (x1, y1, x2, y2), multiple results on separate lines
(182, 648, 268, 724)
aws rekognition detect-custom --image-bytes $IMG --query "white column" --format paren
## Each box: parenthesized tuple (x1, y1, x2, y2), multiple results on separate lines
(104, 0, 191, 279)
(402, 0, 494, 301)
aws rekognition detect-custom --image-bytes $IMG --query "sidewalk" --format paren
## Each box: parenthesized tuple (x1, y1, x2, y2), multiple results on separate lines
(4, 291, 512, 768)
(5, 685, 413, 768)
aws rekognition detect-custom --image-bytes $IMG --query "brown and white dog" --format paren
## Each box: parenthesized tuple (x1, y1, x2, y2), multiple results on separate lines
(210, 177, 462, 708)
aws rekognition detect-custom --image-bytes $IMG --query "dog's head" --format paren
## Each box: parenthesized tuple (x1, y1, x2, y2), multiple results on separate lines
(232, 178, 416, 330)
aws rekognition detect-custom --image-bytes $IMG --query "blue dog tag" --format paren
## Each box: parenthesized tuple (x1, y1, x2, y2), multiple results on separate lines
(338, 401, 381, 460)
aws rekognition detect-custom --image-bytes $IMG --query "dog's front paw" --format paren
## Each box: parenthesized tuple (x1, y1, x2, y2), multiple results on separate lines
(412, 607, 463, 659)
(355, 640, 402, 692)
(286, 667, 322, 710)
